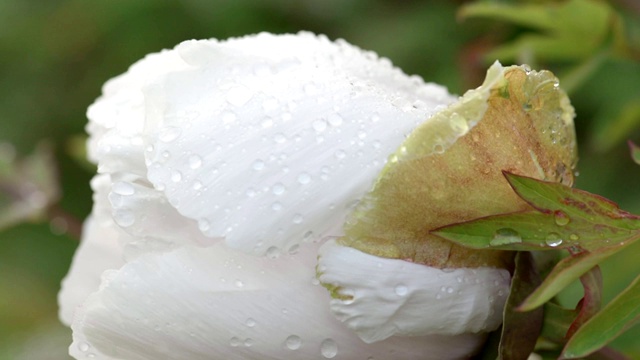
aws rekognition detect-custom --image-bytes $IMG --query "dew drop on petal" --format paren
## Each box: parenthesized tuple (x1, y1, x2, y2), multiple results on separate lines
(285, 335, 302, 350)
(198, 219, 210, 232)
(188, 155, 203, 169)
(312, 119, 328, 132)
(271, 202, 282, 211)
(292, 214, 304, 224)
(78, 342, 90, 352)
(252, 159, 265, 171)
(266, 246, 280, 259)
(245, 318, 256, 327)
(545, 232, 563, 247)
(244, 338, 254, 347)
(273, 133, 287, 144)
(394, 284, 408, 296)
(490, 228, 522, 246)
(158, 126, 182, 143)
(320, 338, 338, 359)
(113, 181, 135, 196)
(272, 183, 286, 195)
(192, 180, 203, 191)
(113, 210, 135, 227)
(570, 234, 580, 241)
(297, 172, 311, 184)
(235, 280, 244, 288)
(230, 337, 241, 347)
(328, 113, 343, 127)
(171, 170, 182, 182)
(226, 85, 253, 107)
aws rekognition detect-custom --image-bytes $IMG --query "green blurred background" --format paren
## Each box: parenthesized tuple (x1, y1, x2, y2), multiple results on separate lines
(0, 0, 639, 359)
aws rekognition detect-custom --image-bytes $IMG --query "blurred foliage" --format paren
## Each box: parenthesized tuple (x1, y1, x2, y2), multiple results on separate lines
(0, 0, 639, 359)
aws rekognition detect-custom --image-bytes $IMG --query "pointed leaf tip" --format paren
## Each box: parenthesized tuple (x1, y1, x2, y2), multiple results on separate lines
(629, 141, 640, 165)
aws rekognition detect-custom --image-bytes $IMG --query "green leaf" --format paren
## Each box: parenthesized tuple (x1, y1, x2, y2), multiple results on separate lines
(592, 99, 640, 153)
(562, 274, 640, 359)
(630, 141, 640, 165)
(433, 172, 640, 252)
(499, 252, 544, 360)
(459, 0, 613, 62)
(520, 241, 636, 311)
(540, 302, 578, 344)
(566, 266, 603, 338)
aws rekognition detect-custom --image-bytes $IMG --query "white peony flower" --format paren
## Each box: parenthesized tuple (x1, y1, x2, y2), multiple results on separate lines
(58, 32, 576, 360)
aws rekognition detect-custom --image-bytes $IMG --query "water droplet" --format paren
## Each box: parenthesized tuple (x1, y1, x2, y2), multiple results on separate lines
(221, 111, 237, 124)
(243, 338, 254, 347)
(297, 172, 311, 184)
(292, 214, 304, 224)
(235, 280, 244, 288)
(158, 126, 182, 142)
(266, 246, 280, 259)
(198, 219, 210, 232)
(273, 133, 287, 144)
(193, 180, 203, 190)
(189, 155, 203, 169)
(114, 210, 135, 227)
(272, 183, 286, 195)
(545, 232, 563, 247)
(113, 181, 135, 196)
(260, 117, 274, 128)
(446, 286, 454, 294)
(288, 244, 300, 254)
(490, 228, 522, 246)
(433, 144, 445, 154)
(394, 284, 408, 296)
(449, 112, 469, 134)
(554, 210, 570, 226)
(171, 170, 182, 182)
(245, 318, 256, 327)
(230, 337, 241, 347)
(226, 85, 253, 106)
(334, 149, 346, 159)
(328, 113, 343, 127)
(78, 342, 90, 352)
(320, 338, 338, 358)
(312, 119, 328, 132)
(285, 335, 302, 350)
(271, 202, 283, 211)
(570, 234, 579, 241)
(252, 159, 265, 171)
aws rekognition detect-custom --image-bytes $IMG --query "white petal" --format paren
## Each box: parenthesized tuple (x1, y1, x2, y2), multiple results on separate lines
(70, 241, 484, 360)
(107, 176, 220, 259)
(318, 240, 510, 343)
(141, 32, 456, 256)
(58, 214, 125, 326)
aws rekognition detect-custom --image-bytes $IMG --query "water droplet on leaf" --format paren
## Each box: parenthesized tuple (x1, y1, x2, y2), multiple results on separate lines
(554, 210, 570, 226)
(490, 228, 522, 246)
(545, 232, 563, 247)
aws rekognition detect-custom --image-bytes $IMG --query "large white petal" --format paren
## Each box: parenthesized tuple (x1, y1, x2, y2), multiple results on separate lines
(141, 32, 456, 256)
(318, 240, 510, 343)
(70, 241, 484, 360)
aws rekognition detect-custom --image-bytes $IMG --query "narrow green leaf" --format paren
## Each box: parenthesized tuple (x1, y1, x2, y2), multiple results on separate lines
(520, 241, 636, 311)
(540, 302, 578, 344)
(567, 266, 603, 338)
(592, 100, 640, 152)
(499, 252, 543, 360)
(562, 274, 640, 359)
(433, 173, 640, 252)
(630, 141, 640, 165)
(460, 0, 612, 62)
